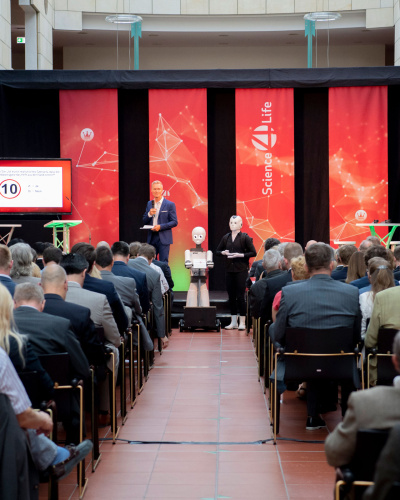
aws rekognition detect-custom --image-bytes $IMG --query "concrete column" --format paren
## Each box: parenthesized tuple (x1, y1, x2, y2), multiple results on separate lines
(0, 0, 12, 70)
(395, 1, 400, 65)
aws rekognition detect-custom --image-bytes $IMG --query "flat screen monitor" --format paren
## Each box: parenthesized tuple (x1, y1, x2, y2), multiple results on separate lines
(0, 158, 72, 214)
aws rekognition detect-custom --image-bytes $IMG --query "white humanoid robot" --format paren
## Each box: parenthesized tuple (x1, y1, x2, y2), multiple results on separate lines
(185, 226, 214, 307)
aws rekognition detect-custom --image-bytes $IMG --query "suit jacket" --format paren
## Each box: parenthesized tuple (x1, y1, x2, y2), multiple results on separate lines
(65, 281, 121, 349)
(331, 265, 348, 281)
(128, 257, 165, 338)
(0, 275, 16, 296)
(350, 274, 369, 289)
(83, 273, 128, 334)
(100, 270, 141, 315)
(13, 306, 90, 380)
(249, 269, 286, 319)
(43, 293, 106, 366)
(153, 259, 174, 289)
(365, 286, 400, 349)
(325, 386, 400, 467)
(143, 198, 178, 245)
(270, 274, 361, 347)
(112, 261, 150, 313)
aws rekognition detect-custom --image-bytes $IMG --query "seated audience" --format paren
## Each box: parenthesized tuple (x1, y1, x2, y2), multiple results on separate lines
(270, 243, 361, 429)
(249, 237, 281, 284)
(325, 331, 400, 467)
(365, 278, 400, 386)
(359, 257, 395, 339)
(0, 244, 16, 296)
(393, 245, 400, 281)
(0, 346, 92, 482)
(42, 246, 62, 267)
(350, 245, 390, 290)
(345, 251, 367, 284)
(71, 243, 129, 335)
(129, 241, 169, 294)
(10, 243, 40, 284)
(331, 244, 357, 281)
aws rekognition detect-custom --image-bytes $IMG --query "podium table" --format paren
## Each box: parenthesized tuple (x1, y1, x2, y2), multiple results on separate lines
(44, 220, 82, 253)
(0, 224, 22, 245)
(356, 223, 400, 249)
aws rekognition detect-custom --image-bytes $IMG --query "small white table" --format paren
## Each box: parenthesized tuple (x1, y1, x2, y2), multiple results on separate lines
(355, 223, 400, 249)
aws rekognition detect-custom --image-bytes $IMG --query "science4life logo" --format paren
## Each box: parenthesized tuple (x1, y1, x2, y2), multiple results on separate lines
(252, 103, 276, 196)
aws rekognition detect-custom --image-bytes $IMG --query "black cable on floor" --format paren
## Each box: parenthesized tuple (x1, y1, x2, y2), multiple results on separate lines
(99, 437, 325, 444)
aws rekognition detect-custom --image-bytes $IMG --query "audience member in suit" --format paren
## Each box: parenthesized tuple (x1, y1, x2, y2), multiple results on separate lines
(248, 237, 281, 286)
(153, 259, 174, 290)
(42, 246, 62, 268)
(60, 253, 121, 367)
(13, 283, 90, 443)
(363, 423, 400, 500)
(325, 332, 400, 469)
(0, 244, 16, 296)
(393, 246, 400, 281)
(10, 243, 40, 285)
(365, 284, 400, 385)
(270, 242, 361, 429)
(128, 243, 168, 348)
(111, 241, 150, 314)
(71, 243, 129, 335)
(0, 284, 54, 401)
(142, 180, 178, 263)
(331, 244, 357, 281)
(128, 241, 169, 294)
(41, 264, 106, 367)
(249, 249, 285, 320)
(350, 245, 389, 289)
(259, 242, 303, 319)
(95, 247, 153, 351)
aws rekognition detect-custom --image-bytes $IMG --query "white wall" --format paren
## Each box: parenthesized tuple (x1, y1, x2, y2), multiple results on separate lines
(63, 43, 386, 70)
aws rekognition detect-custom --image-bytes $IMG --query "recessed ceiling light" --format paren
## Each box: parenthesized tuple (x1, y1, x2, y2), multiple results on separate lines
(304, 12, 341, 21)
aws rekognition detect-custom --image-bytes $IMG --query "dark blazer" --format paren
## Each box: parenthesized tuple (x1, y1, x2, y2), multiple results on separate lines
(13, 306, 90, 380)
(270, 274, 361, 347)
(0, 275, 16, 296)
(259, 269, 293, 320)
(43, 293, 106, 366)
(9, 336, 54, 400)
(153, 259, 174, 290)
(350, 274, 369, 289)
(249, 269, 286, 319)
(83, 273, 129, 334)
(331, 265, 348, 281)
(143, 198, 178, 245)
(112, 261, 150, 313)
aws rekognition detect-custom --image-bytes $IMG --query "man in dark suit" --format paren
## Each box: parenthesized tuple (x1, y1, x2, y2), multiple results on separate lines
(0, 244, 16, 296)
(41, 264, 106, 366)
(331, 244, 357, 281)
(250, 237, 281, 283)
(142, 180, 178, 263)
(128, 243, 167, 348)
(270, 243, 361, 430)
(71, 243, 129, 334)
(249, 248, 285, 320)
(111, 241, 150, 314)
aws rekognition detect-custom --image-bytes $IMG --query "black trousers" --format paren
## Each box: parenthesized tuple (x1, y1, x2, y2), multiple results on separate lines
(225, 270, 248, 316)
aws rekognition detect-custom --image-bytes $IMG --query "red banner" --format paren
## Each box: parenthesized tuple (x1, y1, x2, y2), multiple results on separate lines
(235, 89, 295, 259)
(148, 89, 208, 291)
(329, 86, 388, 247)
(59, 90, 119, 247)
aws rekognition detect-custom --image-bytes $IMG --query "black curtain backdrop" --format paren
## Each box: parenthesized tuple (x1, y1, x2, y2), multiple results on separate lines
(0, 70, 399, 289)
(0, 86, 60, 243)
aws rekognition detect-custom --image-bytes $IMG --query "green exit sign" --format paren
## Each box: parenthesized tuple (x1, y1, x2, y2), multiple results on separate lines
(17, 37, 25, 44)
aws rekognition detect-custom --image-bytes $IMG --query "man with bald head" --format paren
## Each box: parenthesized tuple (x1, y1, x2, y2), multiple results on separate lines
(41, 265, 105, 366)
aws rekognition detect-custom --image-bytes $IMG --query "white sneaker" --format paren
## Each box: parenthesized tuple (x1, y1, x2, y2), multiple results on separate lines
(225, 315, 238, 330)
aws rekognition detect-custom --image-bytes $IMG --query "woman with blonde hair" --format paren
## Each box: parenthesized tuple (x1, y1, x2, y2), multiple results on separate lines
(0, 284, 53, 399)
(359, 257, 395, 339)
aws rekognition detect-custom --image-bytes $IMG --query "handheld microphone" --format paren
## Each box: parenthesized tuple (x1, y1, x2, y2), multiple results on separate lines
(66, 196, 92, 244)
(151, 199, 155, 216)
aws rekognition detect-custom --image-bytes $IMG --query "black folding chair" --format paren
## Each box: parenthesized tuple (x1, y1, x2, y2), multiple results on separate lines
(271, 327, 363, 443)
(367, 328, 398, 388)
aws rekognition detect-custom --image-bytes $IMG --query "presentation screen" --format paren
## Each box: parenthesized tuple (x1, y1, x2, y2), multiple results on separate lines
(0, 158, 72, 214)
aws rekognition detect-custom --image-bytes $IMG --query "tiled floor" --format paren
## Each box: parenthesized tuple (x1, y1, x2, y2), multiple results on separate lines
(42, 328, 342, 499)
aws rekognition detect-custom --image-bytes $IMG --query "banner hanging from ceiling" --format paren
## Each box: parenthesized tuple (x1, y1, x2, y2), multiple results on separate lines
(59, 89, 119, 246)
(329, 86, 388, 247)
(235, 88, 295, 260)
(148, 89, 208, 291)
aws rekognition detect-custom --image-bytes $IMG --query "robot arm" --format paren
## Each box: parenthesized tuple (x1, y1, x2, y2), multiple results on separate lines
(206, 250, 214, 268)
(185, 249, 193, 268)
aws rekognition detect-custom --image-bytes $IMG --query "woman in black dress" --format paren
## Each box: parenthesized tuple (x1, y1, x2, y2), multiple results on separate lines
(216, 215, 256, 330)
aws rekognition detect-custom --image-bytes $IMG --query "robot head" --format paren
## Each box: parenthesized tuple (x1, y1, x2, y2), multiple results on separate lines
(229, 215, 243, 231)
(192, 227, 206, 245)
